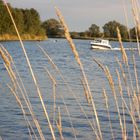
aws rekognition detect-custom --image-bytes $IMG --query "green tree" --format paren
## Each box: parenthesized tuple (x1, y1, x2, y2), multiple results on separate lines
(103, 20, 128, 39)
(0, 1, 46, 40)
(10, 8, 24, 34)
(70, 32, 80, 38)
(88, 24, 100, 37)
(42, 18, 63, 37)
(21, 8, 45, 36)
(0, 1, 13, 34)
(130, 27, 140, 39)
(79, 31, 89, 38)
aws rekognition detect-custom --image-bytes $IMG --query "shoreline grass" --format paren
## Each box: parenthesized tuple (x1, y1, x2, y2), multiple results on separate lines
(0, 34, 47, 41)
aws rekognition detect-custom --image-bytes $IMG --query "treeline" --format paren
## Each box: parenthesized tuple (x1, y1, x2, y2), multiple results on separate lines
(0, 0, 46, 40)
(0, 0, 139, 41)
(42, 19, 140, 41)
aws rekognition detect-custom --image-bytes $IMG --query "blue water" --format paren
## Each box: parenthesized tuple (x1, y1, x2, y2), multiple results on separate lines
(0, 39, 140, 140)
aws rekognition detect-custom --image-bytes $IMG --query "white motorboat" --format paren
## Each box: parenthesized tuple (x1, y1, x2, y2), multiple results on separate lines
(90, 39, 112, 50)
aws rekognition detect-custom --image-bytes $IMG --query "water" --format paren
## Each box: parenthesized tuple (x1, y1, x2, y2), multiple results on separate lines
(0, 39, 140, 140)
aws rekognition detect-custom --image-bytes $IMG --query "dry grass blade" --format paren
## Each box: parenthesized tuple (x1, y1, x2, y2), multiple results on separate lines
(45, 67, 57, 129)
(133, 55, 139, 93)
(116, 27, 128, 65)
(93, 58, 124, 138)
(116, 68, 140, 137)
(81, 78, 91, 104)
(7, 85, 38, 140)
(122, 0, 132, 41)
(0, 47, 16, 89)
(55, 7, 81, 66)
(122, 101, 127, 140)
(37, 44, 99, 139)
(131, 0, 140, 34)
(102, 89, 114, 140)
(3, 1, 56, 139)
(116, 69, 127, 140)
(105, 67, 124, 137)
(132, 91, 140, 119)
(2, 48, 45, 140)
(56, 107, 64, 140)
(0, 47, 10, 68)
(55, 7, 102, 140)
(37, 44, 60, 72)
(0, 44, 13, 63)
(133, 124, 136, 140)
(61, 96, 77, 140)
(131, 0, 140, 55)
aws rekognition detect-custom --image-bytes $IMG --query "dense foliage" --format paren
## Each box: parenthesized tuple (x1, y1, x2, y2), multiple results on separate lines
(88, 24, 101, 37)
(0, 0, 139, 41)
(42, 19, 64, 37)
(0, 0, 46, 40)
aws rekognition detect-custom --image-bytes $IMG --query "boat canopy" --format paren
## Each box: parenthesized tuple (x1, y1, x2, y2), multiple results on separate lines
(93, 39, 109, 44)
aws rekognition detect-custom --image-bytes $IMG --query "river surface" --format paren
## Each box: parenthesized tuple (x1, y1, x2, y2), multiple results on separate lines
(0, 39, 140, 140)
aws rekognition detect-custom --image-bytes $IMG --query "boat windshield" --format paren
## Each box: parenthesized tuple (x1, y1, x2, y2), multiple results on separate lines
(94, 39, 102, 43)
(94, 39, 109, 44)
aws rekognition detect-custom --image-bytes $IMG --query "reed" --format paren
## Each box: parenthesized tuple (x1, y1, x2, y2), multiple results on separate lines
(0, 45, 46, 140)
(37, 44, 100, 139)
(115, 60, 140, 137)
(7, 84, 39, 140)
(131, 0, 140, 55)
(93, 58, 124, 137)
(3, 1, 56, 140)
(116, 27, 128, 65)
(122, 0, 132, 42)
(1, 0, 140, 140)
(62, 96, 77, 140)
(102, 89, 114, 140)
(56, 107, 64, 140)
(55, 7, 103, 140)
(45, 67, 57, 129)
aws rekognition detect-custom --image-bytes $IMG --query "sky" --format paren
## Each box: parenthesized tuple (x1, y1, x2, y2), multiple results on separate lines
(6, 0, 134, 32)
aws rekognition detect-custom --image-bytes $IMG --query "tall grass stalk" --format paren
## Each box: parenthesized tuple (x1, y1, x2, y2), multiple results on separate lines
(93, 58, 124, 138)
(131, 0, 140, 55)
(122, 102, 127, 140)
(117, 27, 128, 65)
(7, 84, 38, 140)
(1, 0, 140, 139)
(55, 7, 102, 140)
(116, 69, 127, 140)
(102, 89, 114, 140)
(133, 55, 139, 93)
(61, 96, 77, 140)
(56, 107, 64, 140)
(81, 78, 91, 104)
(3, 1, 56, 139)
(122, 0, 132, 41)
(37, 43, 100, 139)
(44, 64, 77, 139)
(104, 67, 124, 138)
(0, 46, 45, 140)
(115, 57, 133, 109)
(45, 67, 57, 129)
(116, 66, 140, 137)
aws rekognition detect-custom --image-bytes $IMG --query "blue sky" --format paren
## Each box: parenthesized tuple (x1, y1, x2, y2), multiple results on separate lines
(6, 0, 134, 31)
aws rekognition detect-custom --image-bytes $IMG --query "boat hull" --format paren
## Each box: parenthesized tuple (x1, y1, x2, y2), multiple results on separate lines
(90, 44, 112, 50)
(90, 39, 112, 50)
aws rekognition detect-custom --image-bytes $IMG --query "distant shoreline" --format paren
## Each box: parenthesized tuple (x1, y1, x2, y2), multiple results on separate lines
(0, 34, 47, 41)
(0, 35, 138, 42)
(52, 36, 138, 42)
